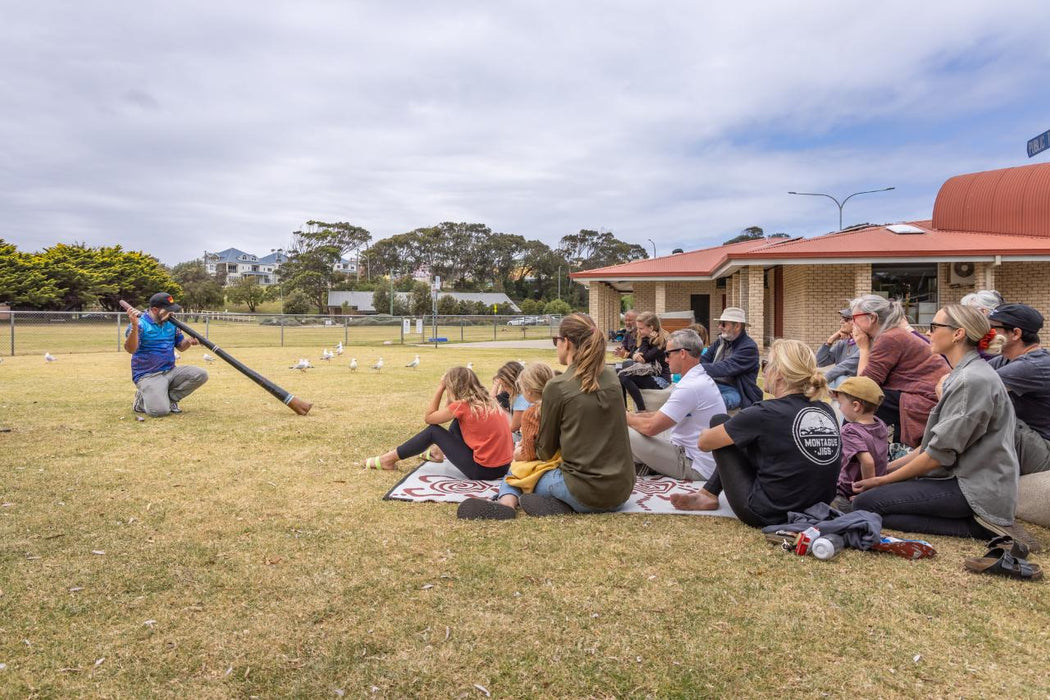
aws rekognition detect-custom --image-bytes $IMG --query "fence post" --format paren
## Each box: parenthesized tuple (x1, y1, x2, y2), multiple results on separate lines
(493, 317, 497, 341)
(344, 316, 349, 346)
(460, 320, 464, 342)
(9, 311, 14, 356)
(116, 311, 122, 351)
(400, 316, 404, 345)
(280, 320, 284, 347)
(206, 315, 210, 340)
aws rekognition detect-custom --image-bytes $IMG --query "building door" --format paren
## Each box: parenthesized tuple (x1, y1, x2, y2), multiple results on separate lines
(690, 294, 710, 330)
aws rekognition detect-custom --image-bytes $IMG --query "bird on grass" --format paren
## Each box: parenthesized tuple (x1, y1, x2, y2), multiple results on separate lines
(202, 353, 216, 363)
(335, 342, 344, 356)
(405, 354, 420, 370)
(320, 348, 334, 361)
(371, 357, 384, 372)
(349, 357, 358, 372)
(290, 358, 312, 372)
(44, 352, 57, 362)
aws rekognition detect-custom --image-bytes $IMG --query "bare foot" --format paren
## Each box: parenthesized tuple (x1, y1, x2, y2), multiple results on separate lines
(670, 489, 720, 511)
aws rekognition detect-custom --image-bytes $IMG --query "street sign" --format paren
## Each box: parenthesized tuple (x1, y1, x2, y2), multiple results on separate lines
(1028, 129, 1050, 158)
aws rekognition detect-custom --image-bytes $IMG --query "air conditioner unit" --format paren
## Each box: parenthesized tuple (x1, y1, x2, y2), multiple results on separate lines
(950, 261, 976, 286)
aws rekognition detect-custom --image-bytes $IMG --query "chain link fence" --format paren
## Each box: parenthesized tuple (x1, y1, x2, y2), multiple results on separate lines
(1, 310, 561, 356)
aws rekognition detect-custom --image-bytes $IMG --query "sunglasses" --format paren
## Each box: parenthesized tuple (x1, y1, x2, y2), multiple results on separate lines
(928, 322, 958, 331)
(552, 336, 564, 346)
(666, 346, 686, 355)
(850, 313, 873, 321)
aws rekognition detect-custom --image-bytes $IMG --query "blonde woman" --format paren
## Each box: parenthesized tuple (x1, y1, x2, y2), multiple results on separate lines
(489, 313, 635, 517)
(853, 305, 1023, 541)
(364, 366, 513, 479)
(672, 339, 841, 528)
(619, 311, 672, 411)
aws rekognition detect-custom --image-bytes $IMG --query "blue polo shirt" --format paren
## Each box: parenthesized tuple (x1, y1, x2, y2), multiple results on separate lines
(126, 313, 183, 383)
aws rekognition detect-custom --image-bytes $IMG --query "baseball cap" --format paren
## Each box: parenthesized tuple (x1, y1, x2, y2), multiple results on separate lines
(988, 304, 1043, 334)
(148, 292, 181, 312)
(831, 376, 884, 406)
(839, 307, 852, 319)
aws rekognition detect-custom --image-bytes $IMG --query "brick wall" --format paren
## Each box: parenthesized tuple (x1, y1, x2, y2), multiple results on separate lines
(996, 262, 1050, 321)
(780, 264, 858, 349)
(586, 282, 622, 336)
(937, 262, 972, 306)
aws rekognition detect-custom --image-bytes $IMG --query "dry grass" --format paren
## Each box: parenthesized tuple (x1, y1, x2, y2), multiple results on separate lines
(1, 347, 1048, 698)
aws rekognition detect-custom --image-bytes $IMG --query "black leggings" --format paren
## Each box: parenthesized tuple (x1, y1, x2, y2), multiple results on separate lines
(620, 374, 663, 411)
(852, 477, 989, 538)
(700, 414, 777, 528)
(396, 419, 510, 480)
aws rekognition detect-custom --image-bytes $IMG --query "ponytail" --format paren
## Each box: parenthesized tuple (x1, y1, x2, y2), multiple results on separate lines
(560, 313, 607, 393)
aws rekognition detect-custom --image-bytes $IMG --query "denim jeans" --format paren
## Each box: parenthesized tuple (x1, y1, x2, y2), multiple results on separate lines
(851, 477, 988, 538)
(497, 468, 622, 514)
(716, 383, 741, 410)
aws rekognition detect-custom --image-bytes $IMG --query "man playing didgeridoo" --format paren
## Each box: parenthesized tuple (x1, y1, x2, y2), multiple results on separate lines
(124, 292, 209, 417)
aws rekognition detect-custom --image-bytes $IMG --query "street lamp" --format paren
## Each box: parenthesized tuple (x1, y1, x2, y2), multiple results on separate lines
(270, 248, 285, 301)
(788, 187, 895, 231)
(647, 239, 657, 258)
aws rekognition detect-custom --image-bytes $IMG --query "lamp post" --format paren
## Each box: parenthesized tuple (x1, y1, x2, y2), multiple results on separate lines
(270, 248, 284, 300)
(647, 238, 657, 258)
(788, 187, 895, 231)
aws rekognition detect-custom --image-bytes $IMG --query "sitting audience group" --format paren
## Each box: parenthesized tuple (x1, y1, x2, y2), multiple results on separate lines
(391, 296, 1046, 547)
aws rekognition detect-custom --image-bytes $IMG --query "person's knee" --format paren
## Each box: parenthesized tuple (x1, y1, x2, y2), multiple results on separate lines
(145, 404, 171, 417)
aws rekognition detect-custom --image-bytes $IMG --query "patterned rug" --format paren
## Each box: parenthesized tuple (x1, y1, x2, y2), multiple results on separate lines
(383, 461, 737, 517)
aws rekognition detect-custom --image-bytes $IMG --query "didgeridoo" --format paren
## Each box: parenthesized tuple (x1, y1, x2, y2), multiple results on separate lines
(121, 300, 313, 415)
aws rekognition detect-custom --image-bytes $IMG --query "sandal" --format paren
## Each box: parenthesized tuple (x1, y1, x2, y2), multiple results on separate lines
(965, 550, 1044, 581)
(363, 456, 396, 471)
(974, 515, 1044, 554)
(422, 447, 445, 463)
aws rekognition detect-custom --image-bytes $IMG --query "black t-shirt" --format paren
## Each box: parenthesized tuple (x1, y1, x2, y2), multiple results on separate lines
(724, 394, 841, 521)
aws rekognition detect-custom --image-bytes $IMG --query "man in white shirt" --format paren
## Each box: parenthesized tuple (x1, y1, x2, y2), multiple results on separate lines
(626, 329, 727, 480)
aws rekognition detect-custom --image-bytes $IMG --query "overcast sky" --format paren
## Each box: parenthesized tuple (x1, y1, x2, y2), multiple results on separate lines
(3, 1, 1050, 266)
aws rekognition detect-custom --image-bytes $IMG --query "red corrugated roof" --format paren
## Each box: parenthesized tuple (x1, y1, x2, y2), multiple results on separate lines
(732, 220, 1050, 260)
(571, 238, 771, 279)
(933, 162, 1050, 237)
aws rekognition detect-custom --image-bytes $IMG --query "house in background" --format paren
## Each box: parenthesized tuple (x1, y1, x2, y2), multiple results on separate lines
(573, 161, 1050, 351)
(204, 248, 358, 286)
(327, 291, 520, 315)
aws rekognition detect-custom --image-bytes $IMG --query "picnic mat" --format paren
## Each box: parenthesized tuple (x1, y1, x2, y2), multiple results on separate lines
(383, 460, 736, 517)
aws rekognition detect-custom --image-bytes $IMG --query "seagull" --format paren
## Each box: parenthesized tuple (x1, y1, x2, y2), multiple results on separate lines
(290, 358, 312, 372)
(349, 357, 358, 372)
(335, 342, 344, 356)
(371, 357, 384, 372)
(44, 352, 57, 362)
(405, 354, 420, 370)
(320, 348, 334, 361)
(202, 353, 216, 363)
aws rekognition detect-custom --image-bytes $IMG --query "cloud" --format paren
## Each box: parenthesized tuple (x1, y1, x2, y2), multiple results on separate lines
(1, 1, 1049, 264)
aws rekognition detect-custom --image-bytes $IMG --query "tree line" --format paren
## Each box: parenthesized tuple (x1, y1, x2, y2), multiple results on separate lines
(0, 223, 648, 313)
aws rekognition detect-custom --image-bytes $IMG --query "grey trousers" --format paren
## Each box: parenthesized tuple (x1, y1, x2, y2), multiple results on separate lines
(628, 427, 703, 481)
(135, 366, 209, 417)
(1015, 419, 1050, 475)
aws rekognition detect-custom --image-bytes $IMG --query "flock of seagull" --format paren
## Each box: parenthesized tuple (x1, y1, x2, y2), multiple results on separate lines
(28, 340, 437, 375)
(286, 341, 423, 373)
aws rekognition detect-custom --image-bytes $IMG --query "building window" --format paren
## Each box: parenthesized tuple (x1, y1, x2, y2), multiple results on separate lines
(871, 263, 938, 324)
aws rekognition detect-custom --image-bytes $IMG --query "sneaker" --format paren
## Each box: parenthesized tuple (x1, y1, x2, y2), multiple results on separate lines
(871, 536, 937, 560)
(457, 498, 516, 520)
(133, 393, 145, 414)
(634, 462, 655, 477)
(169, 402, 182, 414)
(519, 493, 575, 517)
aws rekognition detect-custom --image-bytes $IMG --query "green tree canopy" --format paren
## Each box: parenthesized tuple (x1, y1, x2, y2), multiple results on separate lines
(723, 226, 765, 245)
(226, 276, 269, 312)
(0, 239, 61, 308)
(280, 221, 372, 313)
(172, 260, 225, 311)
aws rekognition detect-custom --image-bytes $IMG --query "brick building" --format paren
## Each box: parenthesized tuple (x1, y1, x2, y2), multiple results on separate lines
(573, 162, 1050, 352)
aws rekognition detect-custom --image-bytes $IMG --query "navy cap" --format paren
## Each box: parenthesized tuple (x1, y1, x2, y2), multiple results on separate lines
(148, 292, 181, 312)
(989, 303, 1043, 333)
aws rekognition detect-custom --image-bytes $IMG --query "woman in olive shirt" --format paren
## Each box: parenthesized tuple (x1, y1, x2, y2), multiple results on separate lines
(460, 313, 635, 519)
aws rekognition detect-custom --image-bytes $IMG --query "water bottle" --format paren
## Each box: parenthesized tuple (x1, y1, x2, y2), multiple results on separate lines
(811, 534, 845, 561)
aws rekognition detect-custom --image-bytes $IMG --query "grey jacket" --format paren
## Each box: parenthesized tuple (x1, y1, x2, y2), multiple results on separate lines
(816, 339, 860, 384)
(923, 351, 1018, 525)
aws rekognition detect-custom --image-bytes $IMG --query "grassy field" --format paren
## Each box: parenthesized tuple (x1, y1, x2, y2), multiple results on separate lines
(4, 317, 556, 357)
(1, 346, 1048, 697)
